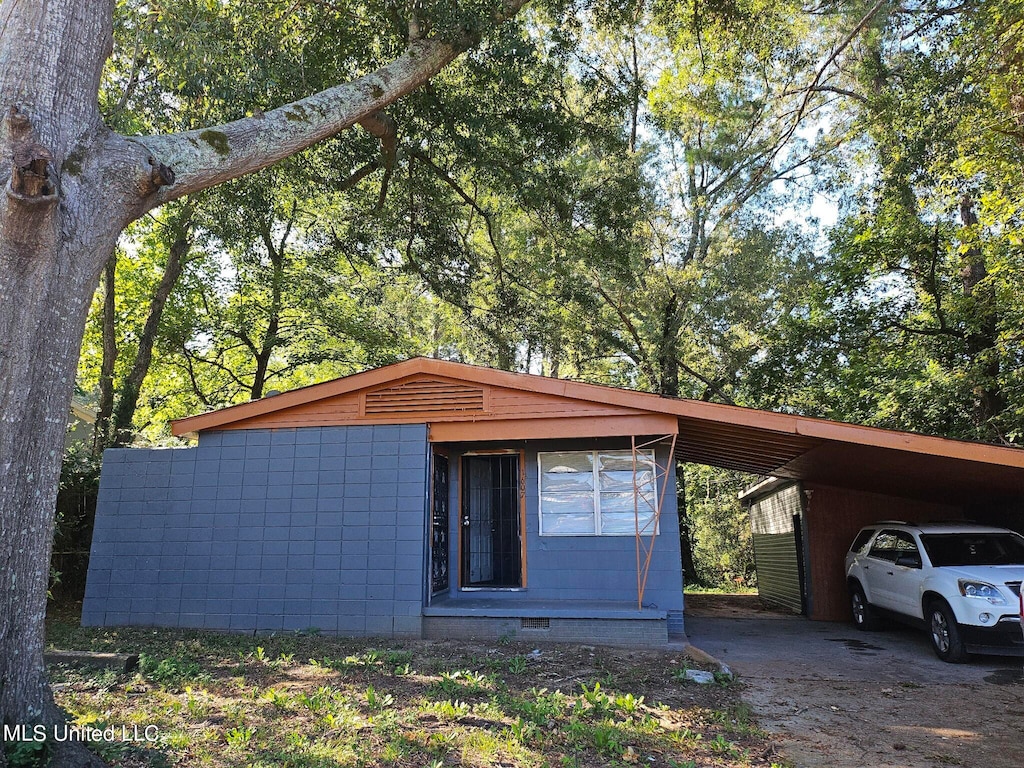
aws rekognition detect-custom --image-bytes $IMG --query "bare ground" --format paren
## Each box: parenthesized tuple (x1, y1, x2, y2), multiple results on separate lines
(685, 594, 1024, 768)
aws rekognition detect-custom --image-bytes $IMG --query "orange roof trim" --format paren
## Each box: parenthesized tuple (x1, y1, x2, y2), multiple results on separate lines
(170, 357, 1024, 502)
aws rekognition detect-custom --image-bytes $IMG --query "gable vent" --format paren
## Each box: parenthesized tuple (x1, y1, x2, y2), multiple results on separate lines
(363, 379, 485, 415)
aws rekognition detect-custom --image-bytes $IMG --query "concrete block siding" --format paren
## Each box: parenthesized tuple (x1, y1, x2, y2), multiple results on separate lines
(439, 439, 685, 625)
(82, 424, 429, 636)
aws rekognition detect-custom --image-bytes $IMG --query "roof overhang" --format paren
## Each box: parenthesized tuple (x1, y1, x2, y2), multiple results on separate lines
(170, 357, 1024, 505)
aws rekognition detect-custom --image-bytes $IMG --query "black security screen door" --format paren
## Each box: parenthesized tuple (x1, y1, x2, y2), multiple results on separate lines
(431, 454, 450, 594)
(461, 455, 521, 588)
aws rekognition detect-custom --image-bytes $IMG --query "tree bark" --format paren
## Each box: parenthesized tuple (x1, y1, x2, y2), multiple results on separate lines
(249, 222, 288, 401)
(0, 0, 531, 753)
(958, 195, 1005, 438)
(93, 255, 118, 455)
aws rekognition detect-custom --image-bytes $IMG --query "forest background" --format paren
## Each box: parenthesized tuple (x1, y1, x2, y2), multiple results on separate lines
(62, 0, 1024, 592)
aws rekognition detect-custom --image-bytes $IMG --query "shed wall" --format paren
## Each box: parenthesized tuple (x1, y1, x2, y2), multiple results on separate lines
(82, 424, 429, 635)
(802, 483, 961, 621)
(749, 484, 805, 614)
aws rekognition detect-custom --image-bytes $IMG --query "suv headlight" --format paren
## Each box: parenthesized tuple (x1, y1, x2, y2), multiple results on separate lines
(958, 580, 1007, 605)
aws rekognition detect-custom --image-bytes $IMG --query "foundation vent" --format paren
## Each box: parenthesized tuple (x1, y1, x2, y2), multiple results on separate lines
(363, 379, 485, 415)
(520, 617, 550, 630)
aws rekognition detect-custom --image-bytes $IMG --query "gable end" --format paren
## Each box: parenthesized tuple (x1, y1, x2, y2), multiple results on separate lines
(361, 378, 486, 416)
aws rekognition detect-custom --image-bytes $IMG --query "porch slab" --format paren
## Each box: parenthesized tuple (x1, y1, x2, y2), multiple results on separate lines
(422, 597, 671, 646)
(423, 596, 666, 621)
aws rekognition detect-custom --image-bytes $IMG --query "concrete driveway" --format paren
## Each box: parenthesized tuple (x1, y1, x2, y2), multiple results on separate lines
(686, 613, 1024, 685)
(684, 606, 1024, 768)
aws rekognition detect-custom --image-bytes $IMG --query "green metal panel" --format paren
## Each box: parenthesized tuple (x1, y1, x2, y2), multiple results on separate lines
(752, 532, 803, 613)
(749, 484, 804, 614)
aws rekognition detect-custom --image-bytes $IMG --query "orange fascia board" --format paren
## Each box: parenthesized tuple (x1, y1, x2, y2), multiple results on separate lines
(428, 414, 679, 443)
(169, 357, 1024, 471)
(171, 363, 439, 435)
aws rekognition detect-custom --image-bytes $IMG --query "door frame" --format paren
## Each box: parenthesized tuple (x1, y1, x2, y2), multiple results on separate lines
(429, 450, 451, 597)
(456, 449, 527, 590)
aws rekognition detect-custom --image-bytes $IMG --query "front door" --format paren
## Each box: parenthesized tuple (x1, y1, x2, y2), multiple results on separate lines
(430, 454, 450, 594)
(461, 454, 521, 588)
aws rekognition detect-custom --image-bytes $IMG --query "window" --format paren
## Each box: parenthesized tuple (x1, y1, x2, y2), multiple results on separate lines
(538, 450, 658, 536)
(849, 528, 877, 554)
(868, 530, 919, 563)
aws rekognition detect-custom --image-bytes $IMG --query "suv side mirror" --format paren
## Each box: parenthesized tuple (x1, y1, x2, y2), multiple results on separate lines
(895, 553, 922, 569)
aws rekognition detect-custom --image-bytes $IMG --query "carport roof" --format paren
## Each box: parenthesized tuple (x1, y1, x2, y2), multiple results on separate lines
(171, 357, 1024, 503)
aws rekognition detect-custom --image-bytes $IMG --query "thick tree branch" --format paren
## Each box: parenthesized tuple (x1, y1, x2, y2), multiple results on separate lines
(136, 1, 530, 207)
(136, 39, 460, 204)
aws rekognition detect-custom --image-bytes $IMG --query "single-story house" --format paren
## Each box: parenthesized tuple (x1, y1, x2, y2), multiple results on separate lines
(82, 358, 1024, 644)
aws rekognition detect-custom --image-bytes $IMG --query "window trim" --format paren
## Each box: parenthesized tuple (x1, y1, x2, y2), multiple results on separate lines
(537, 449, 659, 537)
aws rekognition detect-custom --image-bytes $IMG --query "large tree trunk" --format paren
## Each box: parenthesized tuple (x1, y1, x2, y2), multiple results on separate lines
(0, 3, 123, 755)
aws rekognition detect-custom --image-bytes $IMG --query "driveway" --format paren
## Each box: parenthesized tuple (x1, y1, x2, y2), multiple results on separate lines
(685, 604, 1024, 768)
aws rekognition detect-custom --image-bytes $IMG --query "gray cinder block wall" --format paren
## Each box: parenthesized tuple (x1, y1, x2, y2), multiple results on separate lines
(82, 424, 429, 636)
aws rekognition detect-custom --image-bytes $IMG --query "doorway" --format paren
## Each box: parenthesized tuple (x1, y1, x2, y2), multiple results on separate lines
(460, 454, 522, 588)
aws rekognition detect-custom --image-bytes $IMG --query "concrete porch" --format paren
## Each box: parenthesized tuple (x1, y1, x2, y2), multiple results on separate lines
(421, 595, 677, 648)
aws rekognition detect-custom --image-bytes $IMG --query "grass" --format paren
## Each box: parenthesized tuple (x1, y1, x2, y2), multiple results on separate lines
(32, 609, 788, 768)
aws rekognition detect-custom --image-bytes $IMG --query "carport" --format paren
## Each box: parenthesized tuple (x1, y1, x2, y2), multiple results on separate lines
(704, 417, 1024, 621)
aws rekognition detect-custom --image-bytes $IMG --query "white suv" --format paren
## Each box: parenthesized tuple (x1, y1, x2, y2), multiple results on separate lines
(845, 522, 1024, 662)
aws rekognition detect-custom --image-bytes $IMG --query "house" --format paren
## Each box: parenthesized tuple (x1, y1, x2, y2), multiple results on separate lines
(82, 358, 1024, 645)
(67, 396, 97, 451)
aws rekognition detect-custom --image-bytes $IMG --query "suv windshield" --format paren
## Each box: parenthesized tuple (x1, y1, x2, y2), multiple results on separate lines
(920, 533, 1024, 567)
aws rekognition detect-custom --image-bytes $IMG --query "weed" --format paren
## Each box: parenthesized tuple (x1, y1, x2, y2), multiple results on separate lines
(590, 722, 623, 756)
(613, 692, 644, 714)
(507, 654, 528, 675)
(579, 681, 613, 715)
(225, 725, 255, 749)
(709, 733, 742, 756)
(3, 740, 47, 768)
(424, 698, 471, 719)
(139, 653, 203, 687)
(713, 670, 736, 687)
(365, 684, 395, 710)
(164, 730, 190, 749)
(501, 686, 567, 724)
(431, 669, 492, 696)
(386, 650, 413, 667)
(508, 717, 541, 745)
(184, 686, 210, 718)
(261, 687, 292, 710)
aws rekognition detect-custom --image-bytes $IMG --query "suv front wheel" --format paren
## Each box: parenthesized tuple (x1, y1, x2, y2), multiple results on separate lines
(849, 582, 880, 630)
(927, 599, 969, 663)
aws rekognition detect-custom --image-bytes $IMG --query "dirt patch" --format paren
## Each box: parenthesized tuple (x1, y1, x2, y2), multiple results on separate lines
(685, 595, 1024, 767)
(742, 674, 1024, 768)
(685, 593, 797, 620)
